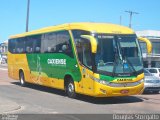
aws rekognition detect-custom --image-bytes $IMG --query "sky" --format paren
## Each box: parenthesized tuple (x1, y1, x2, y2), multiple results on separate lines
(0, 0, 160, 43)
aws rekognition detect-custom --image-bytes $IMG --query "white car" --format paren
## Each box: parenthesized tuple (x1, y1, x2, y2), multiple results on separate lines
(144, 68, 160, 94)
(146, 68, 160, 78)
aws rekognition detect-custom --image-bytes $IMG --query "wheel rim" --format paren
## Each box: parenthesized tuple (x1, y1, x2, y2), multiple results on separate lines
(20, 74, 24, 85)
(68, 83, 74, 93)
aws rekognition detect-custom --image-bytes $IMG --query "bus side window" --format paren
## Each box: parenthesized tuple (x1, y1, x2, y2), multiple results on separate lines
(16, 48, 20, 53)
(41, 33, 56, 53)
(48, 47, 51, 52)
(41, 30, 73, 57)
(56, 31, 73, 58)
(26, 47, 30, 53)
(51, 47, 56, 52)
(35, 47, 40, 53)
(15, 38, 25, 54)
(13, 49, 16, 53)
(26, 35, 41, 54)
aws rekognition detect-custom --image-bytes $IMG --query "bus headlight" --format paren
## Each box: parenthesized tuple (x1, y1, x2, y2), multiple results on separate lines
(99, 80, 110, 85)
(90, 76, 110, 85)
(138, 79, 144, 83)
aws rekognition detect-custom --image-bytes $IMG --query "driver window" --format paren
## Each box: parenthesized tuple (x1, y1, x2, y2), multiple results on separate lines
(77, 38, 92, 69)
(72, 30, 92, 69)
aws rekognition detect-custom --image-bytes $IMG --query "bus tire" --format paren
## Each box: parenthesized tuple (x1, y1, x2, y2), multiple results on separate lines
(19, 71, 26, 87)
(66, 79, 76, 98)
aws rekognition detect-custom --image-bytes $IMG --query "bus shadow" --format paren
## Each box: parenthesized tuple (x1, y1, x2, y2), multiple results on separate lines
(11, 82, 66, 96)
(12, 82, 143, 104)
(76, 95, 143, 104)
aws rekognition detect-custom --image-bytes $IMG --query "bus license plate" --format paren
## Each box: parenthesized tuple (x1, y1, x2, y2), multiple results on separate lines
(120, 90, 129, 94)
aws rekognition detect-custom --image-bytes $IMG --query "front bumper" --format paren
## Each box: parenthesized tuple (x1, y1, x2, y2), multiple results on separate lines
(93, 82, 144, 97)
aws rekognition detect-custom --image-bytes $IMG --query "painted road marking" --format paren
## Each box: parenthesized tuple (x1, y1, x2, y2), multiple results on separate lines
(0, 82, 13, 85)
(0, 68, 7, 71)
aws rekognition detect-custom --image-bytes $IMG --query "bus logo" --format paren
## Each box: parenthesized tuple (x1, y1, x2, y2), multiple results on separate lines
(47, 59, 66, 65)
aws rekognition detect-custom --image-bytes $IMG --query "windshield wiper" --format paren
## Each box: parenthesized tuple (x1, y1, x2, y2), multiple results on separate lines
(112, 37, 120, 77)
(112, 57, 118, 77)
(125, 57, 137, 76)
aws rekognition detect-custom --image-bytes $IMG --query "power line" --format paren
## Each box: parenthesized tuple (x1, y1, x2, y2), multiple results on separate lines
(125, 10, 139, 28)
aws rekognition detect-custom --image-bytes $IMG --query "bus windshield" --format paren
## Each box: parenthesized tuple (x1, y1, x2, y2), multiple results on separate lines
(95, 34, 143, 76)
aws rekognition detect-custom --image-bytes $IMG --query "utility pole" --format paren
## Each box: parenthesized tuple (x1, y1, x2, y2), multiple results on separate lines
(120, 15, 122, 25)
(125, 10, 139, 28)
(26, 0, 30, 32)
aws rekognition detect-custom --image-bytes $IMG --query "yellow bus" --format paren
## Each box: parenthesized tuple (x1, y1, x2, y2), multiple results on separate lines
(8, 22, 151, 98)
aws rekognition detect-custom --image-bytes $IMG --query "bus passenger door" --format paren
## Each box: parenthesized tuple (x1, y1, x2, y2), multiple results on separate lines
(81, 67, 94, 95)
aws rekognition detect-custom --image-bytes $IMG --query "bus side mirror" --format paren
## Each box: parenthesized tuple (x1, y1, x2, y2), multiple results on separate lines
(81, 35, 97, 53)
(138, 37, 152, 54)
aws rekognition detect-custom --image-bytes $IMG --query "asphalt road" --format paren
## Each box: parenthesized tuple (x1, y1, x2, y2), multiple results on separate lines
(0, 65, 160, 115)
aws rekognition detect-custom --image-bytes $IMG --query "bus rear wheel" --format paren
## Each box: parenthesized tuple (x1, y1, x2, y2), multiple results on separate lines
(66, 79, 76, 98)
(19, 71, 26, 87)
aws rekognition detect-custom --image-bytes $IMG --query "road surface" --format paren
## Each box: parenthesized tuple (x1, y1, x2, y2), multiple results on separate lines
(0, 65, 160, 115)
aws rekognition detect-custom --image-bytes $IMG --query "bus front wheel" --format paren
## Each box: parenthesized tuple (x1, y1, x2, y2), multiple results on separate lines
(19, 71, 26, 87)
(66, 79, 76, 98)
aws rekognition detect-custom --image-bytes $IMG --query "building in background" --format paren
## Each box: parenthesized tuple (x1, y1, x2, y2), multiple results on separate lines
(0, 40, 8, 64)
(136, 30, 160, 68)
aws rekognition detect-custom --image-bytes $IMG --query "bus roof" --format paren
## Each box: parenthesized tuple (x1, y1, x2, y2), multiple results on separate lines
(10, 22, 135, 39)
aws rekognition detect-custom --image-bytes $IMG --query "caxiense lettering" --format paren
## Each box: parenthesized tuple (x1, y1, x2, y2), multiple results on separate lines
(47, 59, 66, 65)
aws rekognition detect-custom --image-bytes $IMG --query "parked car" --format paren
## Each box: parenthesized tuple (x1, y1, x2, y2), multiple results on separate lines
(0, 57, 6, 64)
(143, 68, 160, 94)
(146, 68, 160, 78)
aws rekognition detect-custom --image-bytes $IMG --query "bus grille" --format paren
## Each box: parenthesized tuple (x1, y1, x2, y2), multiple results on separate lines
(108, 82, 140, 87)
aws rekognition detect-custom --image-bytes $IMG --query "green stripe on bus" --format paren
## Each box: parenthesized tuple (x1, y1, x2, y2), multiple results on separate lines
(26, 53, 81, 81)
